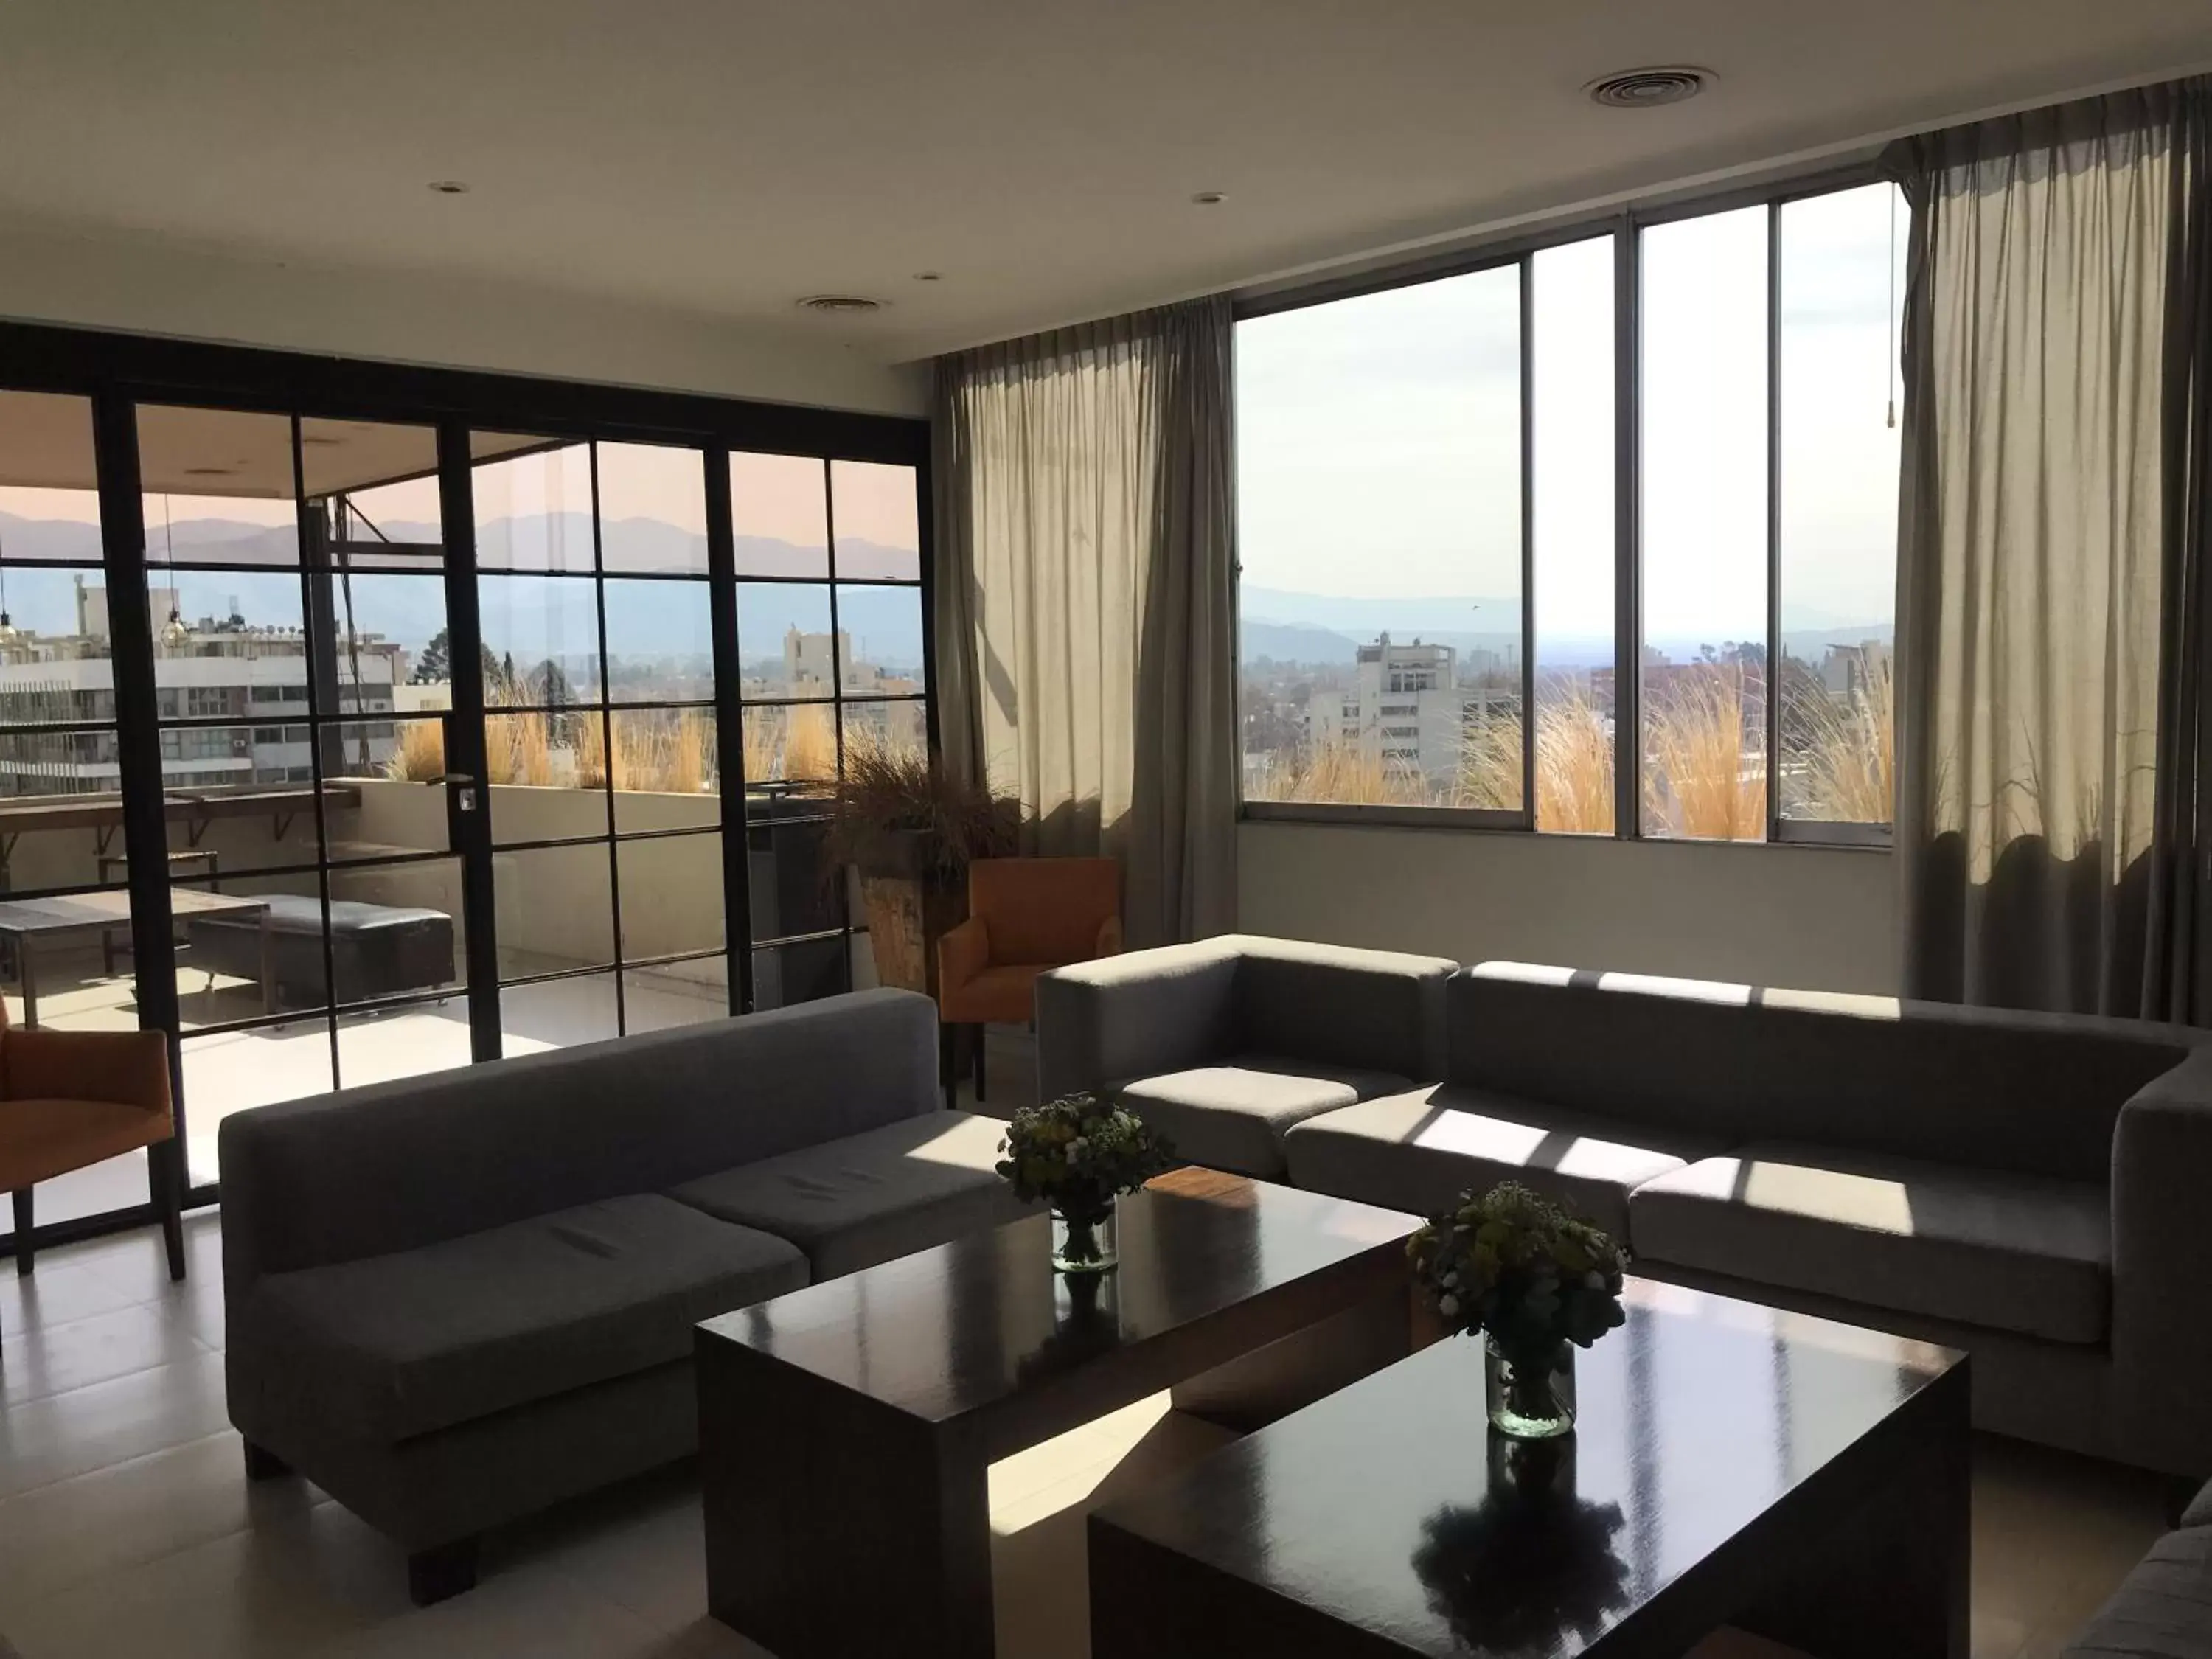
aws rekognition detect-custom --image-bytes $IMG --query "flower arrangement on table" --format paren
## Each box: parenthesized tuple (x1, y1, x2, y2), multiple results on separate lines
(995, 1094, 1175, 1273)
(1407, 1181, 1629, 1438)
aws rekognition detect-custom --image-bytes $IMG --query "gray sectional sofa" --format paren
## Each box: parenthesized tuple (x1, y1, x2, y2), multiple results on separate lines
(2064, 1478, 2212, 1657)
(1039, 942, 2212, 1482)
(220, 987, 1026, 1603)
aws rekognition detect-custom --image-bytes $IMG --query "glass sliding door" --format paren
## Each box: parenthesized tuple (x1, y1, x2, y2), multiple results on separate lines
(0, 390, 154, 1231)
(140, 407, 477, 1186)
(472, 436, 727, 1051)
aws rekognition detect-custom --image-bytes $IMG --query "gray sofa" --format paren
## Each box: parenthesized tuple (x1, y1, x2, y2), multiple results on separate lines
(2064, 1478, 2212, 1656)
(1034, 933, 1455, 1179)
(1042, 945, 2212, 1481)
(220, 987, 1026, 1603)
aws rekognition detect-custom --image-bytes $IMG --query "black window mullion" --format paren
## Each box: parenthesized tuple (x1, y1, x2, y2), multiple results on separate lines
(704, 445, 752, 1015)
(437, 422, 501, 1062)
(1765, 200, 1784, 843)
(289, 413, 344, 1093)
(1613, 218, 1641, 841)
(819, 459, 852, 994)
(1518, 254, 1537, 832)
(588, 442, 626, 1035)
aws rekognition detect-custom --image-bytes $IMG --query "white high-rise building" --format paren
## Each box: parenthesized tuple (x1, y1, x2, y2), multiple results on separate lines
(1309, 633, 1514, 793)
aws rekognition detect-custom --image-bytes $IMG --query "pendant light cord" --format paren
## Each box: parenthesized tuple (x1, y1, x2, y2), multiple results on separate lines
(1886, 188, 1899, 431)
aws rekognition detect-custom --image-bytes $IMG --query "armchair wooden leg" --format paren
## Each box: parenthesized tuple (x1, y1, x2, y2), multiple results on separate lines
(153, 1138, 187, 1283)
(939, 1020, 957, 1112)
(973, 1025, 987, 1104)
(11, 1187, 32, 1276)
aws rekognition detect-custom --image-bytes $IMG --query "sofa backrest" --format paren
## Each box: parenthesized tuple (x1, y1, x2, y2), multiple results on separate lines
(1447, 963, 2196, 1182)
(1231, 935, 1455, 1081)
(220, 987, 939, 1290)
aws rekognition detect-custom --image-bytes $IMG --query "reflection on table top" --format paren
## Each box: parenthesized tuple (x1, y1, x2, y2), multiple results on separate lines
(698, 1167, 1420, 1426)
(1093, 1277, 1964, 1659)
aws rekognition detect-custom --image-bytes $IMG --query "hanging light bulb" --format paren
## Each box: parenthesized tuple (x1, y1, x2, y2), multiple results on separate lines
(159, 494, 190, 650)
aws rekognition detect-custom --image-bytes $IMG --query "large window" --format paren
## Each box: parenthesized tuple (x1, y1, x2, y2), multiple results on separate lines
(1237, 175, 1903, 844)
(0, 318, 930, 1262)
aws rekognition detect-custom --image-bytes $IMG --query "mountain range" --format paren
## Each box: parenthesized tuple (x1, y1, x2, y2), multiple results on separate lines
(0, 510, 927, 673)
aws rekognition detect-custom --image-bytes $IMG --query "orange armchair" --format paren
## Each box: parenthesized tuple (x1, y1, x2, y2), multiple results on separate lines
(0, 999, 183, 1291)
(937, 857, 1121, 1103)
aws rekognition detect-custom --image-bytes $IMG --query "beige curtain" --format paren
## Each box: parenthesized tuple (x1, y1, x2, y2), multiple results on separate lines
(931, 299, 1237, 947)
(1888, 86, 2200, 1013)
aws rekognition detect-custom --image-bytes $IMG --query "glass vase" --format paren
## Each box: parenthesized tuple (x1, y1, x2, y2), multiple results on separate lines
(1485, 1335, 1576, 1440)
(1051, 1199, 1119, 1274)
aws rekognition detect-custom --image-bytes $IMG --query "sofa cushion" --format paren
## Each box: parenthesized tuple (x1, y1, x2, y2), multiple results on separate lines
(1116, 1054, 1413, 1179)
(667, 1111, 1032, 1279)
(2062, 1524, 2212, 1657)
(1630, 1143, 2111, 1345)
(1285, 1085, 1724, 1238)
(242, 1194, 807, 1442)
(2185, 1481, 2212, 1531)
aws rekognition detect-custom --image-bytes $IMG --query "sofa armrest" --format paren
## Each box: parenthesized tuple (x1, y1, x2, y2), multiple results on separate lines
(1035, 940, 1239, 1102)
(2112, 1043, 2212, 1475)
(939, 916, 990, 995)
(4, 1028, 173, 1120)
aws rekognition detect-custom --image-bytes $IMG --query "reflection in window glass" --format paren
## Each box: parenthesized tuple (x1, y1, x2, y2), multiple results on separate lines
(498, 971, 621, 1051)
(495, 842, 614, 977)
(1778, 183, 1902, 827)
(602, 578, 712, 702)
(752, 936, 847, 1009)
(473, 442, 594, 572)
(830, 461, 921, 579)
(1641, 206, 1769, 841)
(731, 452, 829, 577)
(479, 574, 603, 705)
(619, 832, 725, 959)
(136, 406, 299, 567)
(836, 585, 925, 693)
(609, 707, 718, 831)
(302, 419, 442, 571)
(1236, 266, 1523, 809)
(596, 442, 708, 574)
(737, 582, 835, 699)
(1530, 236, 1617, 835)
(622, 955, 728, 1031)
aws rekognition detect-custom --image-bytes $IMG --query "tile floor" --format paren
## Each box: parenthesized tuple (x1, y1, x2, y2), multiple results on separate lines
(0, 1204, 2172, 1659)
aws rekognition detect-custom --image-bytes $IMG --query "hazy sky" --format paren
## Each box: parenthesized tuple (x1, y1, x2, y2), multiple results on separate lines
(1236, 181, 1906, 641)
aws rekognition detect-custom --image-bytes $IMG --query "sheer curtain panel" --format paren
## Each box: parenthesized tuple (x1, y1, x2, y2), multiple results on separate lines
(931, 299, 1237, 947)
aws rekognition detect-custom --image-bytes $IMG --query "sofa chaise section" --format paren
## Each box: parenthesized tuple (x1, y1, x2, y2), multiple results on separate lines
(1035, 934, 1454, 1179)
(220, 987, 1026, 1603)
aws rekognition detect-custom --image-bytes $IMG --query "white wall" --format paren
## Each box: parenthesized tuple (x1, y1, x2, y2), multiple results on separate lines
(0, 218, 927, 417)
(1238, 820, 1899, 995)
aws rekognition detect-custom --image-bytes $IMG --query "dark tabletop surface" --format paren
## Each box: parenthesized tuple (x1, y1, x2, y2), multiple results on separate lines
(695, 1167, 1419, 1425)
(1091, 1279, 1964, 1658)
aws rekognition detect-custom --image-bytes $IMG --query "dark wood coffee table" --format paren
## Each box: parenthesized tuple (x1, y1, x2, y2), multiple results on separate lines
(695, 1168, 1421, 1659)
(1090, 1281, 1970, 1659)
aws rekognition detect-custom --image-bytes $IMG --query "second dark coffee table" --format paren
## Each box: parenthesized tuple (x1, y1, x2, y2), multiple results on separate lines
(695, 1167, 1419, 1659)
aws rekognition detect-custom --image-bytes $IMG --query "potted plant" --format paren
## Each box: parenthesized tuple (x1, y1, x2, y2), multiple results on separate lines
(818, 746, 1018, 995)
(1408, 1181, 1628, 1440)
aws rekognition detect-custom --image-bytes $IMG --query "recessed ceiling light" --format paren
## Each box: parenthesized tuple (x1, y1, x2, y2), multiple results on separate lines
(299, 436, 343, 447)
(1190, 190, 1226, 206)
(427, 180, 470, 195)
(797, 294, 884, 314)
(911, 271, 942, 282)
(1585, 67, 1712, 109)
(184, 466, 232, 476)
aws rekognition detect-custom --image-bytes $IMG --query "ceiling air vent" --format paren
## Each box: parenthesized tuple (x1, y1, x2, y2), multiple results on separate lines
(797, 294, 884, 314)
(1585, 67, 1711, 110)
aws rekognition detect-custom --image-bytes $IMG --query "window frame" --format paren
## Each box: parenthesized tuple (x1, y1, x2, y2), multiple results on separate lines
(1233, 160, 1895, 849)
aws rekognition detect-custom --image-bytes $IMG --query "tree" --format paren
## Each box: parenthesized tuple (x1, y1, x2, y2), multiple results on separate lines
(411, 627, 505, 689)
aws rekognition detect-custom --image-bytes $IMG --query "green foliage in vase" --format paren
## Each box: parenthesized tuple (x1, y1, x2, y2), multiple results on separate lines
(995, 1094, 1175, 1220)
(1408, 1181, 1629, 1370)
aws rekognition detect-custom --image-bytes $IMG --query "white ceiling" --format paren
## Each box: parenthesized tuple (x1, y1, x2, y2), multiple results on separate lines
(1, 0, 2208, 366)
